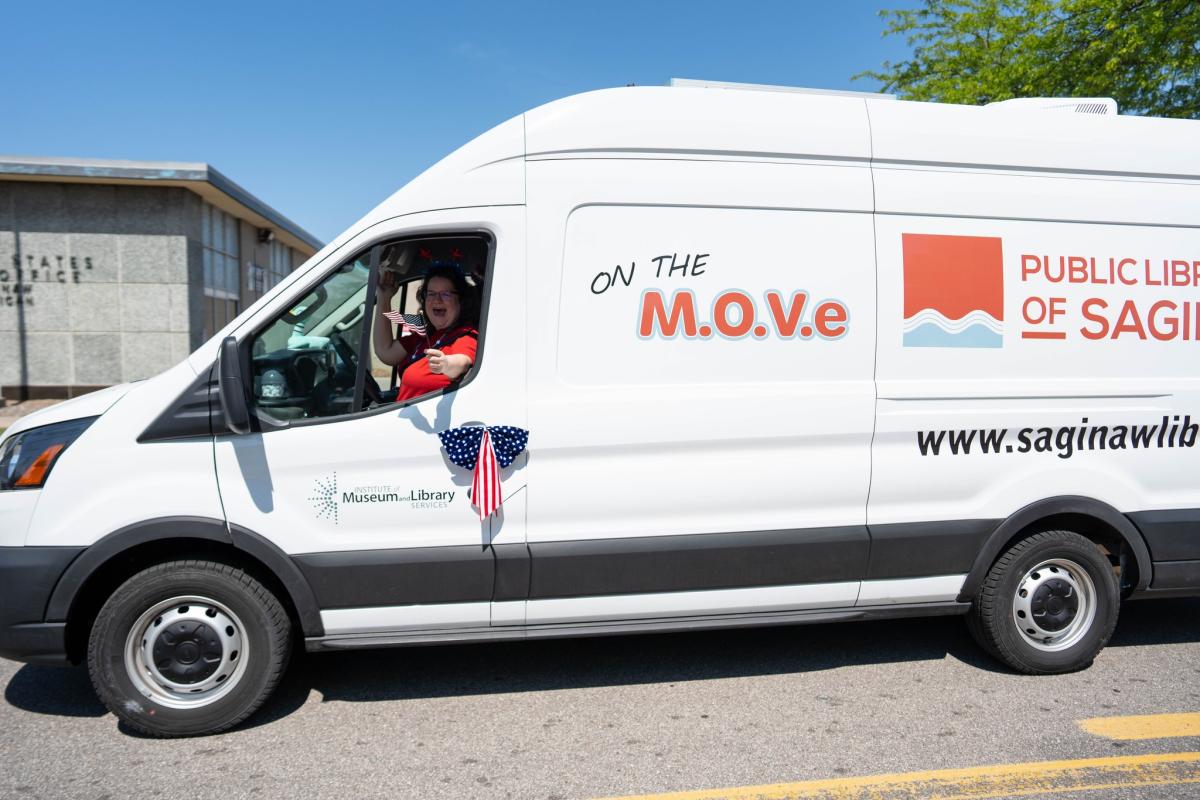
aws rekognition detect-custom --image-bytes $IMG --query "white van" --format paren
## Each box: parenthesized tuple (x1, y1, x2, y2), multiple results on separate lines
(2, 84, 1197, 737)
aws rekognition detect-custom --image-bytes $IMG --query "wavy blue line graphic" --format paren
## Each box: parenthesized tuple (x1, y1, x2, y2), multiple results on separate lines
(903, 322, 1003, 349)
(902, 308, 1003, 334)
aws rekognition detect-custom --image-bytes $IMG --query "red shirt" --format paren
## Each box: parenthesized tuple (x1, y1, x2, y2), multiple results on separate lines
(396, 325, 478, 402)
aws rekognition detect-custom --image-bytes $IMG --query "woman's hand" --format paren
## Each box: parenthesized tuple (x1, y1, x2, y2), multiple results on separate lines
(425, 349, 472, 380)
(377, 271, 398, 307)
(372, 271, 409, 366)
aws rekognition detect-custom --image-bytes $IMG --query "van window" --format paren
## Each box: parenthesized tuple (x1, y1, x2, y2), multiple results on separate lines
(247, 235, 489, 423)
(249, 255, 371, 421)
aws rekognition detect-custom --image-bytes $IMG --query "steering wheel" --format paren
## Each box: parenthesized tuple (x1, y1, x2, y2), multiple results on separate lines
(328, 331, 383, 407)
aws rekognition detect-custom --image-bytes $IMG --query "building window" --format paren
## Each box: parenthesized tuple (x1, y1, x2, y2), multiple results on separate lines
(268, 240, 292, 289)
(246, 263, 267, 296)
(202, 203, 241, 339)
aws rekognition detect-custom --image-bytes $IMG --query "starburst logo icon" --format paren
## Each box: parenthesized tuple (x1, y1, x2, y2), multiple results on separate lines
(310, 472, 339, 524)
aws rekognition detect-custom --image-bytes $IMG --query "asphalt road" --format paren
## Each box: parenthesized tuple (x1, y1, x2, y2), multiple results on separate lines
(3, 598, 1199, 800)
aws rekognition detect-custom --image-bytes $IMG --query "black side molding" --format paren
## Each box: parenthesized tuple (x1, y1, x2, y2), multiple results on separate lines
(0, 546, 84, 665)
(44, 516, 324, 638)
(1128, 509, 1200, 562)
(494, 543, 531, 602)
(866, 519, 996, 580)
(1140, 560, 1200, 597)
(956, 496, 1154, 603)
(45, 516, 231, 623)
(229, 524, 325, 636)
(0, 623, 69, 666)
(293, 545, 496, 608)
(527, 526, 869, 600)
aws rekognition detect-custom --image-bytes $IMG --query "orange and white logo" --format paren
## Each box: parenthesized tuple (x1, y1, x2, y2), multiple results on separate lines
(903, 234, 1004, 348)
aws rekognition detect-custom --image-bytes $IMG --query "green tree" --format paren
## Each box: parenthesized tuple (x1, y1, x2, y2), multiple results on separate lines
(857, 0, 1200, 118)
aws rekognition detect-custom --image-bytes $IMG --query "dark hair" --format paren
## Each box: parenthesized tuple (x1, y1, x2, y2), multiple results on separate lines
(418, 262, 478, 327)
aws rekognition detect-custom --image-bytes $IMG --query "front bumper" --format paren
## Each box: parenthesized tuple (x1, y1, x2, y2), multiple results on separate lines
(0, 546, 84, 665)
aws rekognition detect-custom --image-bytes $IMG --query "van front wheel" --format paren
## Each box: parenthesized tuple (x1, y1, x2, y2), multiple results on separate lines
(967, 530, 1119, 674)
(87, 560, 291, 737)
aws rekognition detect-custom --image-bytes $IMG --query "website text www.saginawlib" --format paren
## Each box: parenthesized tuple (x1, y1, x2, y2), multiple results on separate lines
(916, 415, 1198, 459)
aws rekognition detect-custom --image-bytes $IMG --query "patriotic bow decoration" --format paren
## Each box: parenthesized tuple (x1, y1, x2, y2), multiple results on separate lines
(438, 425, 529, 520)
(383, 311, 427, 336)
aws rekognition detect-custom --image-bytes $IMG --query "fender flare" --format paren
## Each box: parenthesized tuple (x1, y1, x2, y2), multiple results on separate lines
(956, 496, 1153, 603)
(45, 516, 324, 637)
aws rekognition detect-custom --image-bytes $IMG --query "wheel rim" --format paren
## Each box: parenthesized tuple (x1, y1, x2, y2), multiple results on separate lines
(1011, 558, 1097, 652)
(124, 595, 249, 709)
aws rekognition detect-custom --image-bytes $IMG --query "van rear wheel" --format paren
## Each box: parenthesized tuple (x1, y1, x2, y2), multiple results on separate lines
(967, 530, 1119, 674)
(87, 560, 291, 737)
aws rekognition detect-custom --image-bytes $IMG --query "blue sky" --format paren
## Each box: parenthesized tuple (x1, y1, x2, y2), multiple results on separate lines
(3, 2, 915, 244)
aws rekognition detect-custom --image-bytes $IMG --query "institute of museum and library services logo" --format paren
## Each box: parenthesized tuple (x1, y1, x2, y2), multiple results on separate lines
(308, 473, 455, 524)
(902, 233, 1004, 348)
(310, 473, 340, 524)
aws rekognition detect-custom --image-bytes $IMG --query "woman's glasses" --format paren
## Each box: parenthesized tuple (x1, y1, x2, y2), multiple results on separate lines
(418, 290, 459, 303)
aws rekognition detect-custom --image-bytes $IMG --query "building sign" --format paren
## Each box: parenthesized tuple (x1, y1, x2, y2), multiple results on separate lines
(0, 255, 96, 307)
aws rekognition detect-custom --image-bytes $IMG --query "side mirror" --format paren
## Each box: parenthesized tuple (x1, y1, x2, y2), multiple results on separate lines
(217, 336, 251, 435)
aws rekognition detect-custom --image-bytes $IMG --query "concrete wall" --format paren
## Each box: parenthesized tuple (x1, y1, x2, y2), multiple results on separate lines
(0, 181, 200, 397)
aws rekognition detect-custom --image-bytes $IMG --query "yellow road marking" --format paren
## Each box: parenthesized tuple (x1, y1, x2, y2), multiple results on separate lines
(1080, 712, 1200, 741)
(595, 751, 1200, 800)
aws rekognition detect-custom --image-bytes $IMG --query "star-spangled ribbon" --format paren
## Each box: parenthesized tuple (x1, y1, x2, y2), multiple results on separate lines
(438, 425, 528, 520)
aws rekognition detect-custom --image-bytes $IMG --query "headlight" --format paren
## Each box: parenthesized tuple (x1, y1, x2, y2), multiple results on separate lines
(0, 417, 97, 491)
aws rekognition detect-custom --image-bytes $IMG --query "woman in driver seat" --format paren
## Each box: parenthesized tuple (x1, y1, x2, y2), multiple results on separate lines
(373, 262, 479, 402)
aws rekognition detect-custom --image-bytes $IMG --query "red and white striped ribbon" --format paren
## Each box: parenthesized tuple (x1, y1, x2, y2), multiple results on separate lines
(472, 428, 503, 520)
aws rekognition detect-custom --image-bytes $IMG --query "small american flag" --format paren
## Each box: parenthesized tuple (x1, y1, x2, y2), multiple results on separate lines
(383, 311, 426, 336)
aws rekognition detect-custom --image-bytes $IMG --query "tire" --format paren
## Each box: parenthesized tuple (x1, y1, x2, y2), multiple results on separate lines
(87, 560, 291, 737)
(967, 530, 1119, 674)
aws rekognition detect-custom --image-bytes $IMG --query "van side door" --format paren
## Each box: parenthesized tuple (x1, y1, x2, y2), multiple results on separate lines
(213, 208, 526, 638)
(523, 153, 876, 624)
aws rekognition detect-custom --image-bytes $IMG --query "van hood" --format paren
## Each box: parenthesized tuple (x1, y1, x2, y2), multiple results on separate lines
(4, 383, 134, 437)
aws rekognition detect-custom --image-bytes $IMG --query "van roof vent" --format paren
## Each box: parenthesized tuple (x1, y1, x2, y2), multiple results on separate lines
(984, 97, 1119, 115)
(668, 78, 895, 101)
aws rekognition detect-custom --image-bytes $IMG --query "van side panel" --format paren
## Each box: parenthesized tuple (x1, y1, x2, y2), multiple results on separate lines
(525, 150, 881, 621)
(867, 102, 1200, 591)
